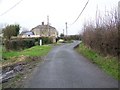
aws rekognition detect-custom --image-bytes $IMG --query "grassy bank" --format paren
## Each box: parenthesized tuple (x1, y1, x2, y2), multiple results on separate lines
(76, 43, 119, 80)
(2, 45, 52, 67)
(2, 58, 41, 88)
(1, 45, 52, 88)
(3, 45, 51, 58)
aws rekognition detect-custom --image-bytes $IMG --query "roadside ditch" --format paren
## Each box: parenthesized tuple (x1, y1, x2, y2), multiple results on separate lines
(1, 55, 44, 89)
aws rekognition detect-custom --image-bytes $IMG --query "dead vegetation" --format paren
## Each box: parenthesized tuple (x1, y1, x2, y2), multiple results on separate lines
(1, 55, 43, 88)
(82, 8, 119, 58)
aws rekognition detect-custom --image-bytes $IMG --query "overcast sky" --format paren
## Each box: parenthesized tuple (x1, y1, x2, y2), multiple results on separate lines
(0, 0, 119, 35)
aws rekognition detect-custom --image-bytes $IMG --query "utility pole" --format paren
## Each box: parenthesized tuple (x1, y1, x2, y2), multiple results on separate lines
(118, 1, 120, 25)
(65, 22, 67, 36)
(118, 1, 120, 60)
(63, 29, 64, 35)
(96, 5, 98, 28)
(47, 16, 50, 37)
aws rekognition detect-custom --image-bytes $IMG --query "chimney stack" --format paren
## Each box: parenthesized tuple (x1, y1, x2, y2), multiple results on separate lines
(42, 22, 44, 25)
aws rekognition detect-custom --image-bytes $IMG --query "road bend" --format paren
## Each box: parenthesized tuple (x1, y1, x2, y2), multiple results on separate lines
(25, 41, 118, 88)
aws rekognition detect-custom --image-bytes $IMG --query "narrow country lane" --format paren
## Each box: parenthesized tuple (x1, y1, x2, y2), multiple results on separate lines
(25, 41, 118, 88)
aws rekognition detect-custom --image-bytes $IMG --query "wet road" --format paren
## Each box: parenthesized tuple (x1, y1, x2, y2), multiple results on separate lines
(25, 41, 118, 88)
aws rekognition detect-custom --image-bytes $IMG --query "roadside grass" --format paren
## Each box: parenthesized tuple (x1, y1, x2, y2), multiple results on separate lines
(76, 43, 119, 80)
(0, 45, 2, 54)
(0, 45, 2, 53)
(3, 45, 51, 59)
(2, 45, 52, 67)
(20, 45, 51, 57)
(1, 45, 52, 88)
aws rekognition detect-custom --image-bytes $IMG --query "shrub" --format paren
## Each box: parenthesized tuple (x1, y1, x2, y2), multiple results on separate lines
(4, 38, 35, 51)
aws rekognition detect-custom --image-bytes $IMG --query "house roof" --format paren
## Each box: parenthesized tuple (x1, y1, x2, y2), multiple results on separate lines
(31, 24, 57, 32)
(20, 31, 34, 35)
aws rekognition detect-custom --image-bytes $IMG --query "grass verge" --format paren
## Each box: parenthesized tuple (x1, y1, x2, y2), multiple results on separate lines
(1, 45, 52, 88)
(76, 43, 119, 80)
(2, 45, 51, 67)
(3, 45, 51, 58)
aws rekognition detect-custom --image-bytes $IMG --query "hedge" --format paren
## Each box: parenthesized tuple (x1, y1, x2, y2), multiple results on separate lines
(4, 38, 35, 51)
(4, 37, 53, 51)
(35, 37, 53, 45)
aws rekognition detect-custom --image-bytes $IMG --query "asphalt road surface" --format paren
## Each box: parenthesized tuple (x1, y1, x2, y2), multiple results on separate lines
(25, 41, 118, 88)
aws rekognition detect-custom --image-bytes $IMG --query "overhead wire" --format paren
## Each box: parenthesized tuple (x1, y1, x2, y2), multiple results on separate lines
(69, 0, 89, 27)
(0, 0, 23, 16)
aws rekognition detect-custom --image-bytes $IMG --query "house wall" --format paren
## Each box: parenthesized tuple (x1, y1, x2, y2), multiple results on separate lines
(18, 35, 40, 38)
(32, 28, 40, 35)
(32, 25, 58, 37)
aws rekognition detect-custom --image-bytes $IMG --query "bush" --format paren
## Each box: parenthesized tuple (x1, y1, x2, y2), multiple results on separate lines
(4, 38, 35, 51)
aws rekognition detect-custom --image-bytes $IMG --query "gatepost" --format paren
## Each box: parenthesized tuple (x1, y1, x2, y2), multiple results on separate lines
(40, 39, 42, 46)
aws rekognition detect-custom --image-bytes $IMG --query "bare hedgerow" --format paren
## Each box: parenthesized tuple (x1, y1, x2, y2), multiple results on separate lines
(82, 8, 119, 57)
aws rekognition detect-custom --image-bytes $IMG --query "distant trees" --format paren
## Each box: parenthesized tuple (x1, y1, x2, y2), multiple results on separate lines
(3, 24, 20, 39)
(59, 33, 81, 41)
(63, 35, 81, 41)
(82, 8, 119, 57)
(60, 33, 64, 39)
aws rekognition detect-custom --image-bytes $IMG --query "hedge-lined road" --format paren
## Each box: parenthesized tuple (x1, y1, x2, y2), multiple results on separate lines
(25, 41, 118, 88)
